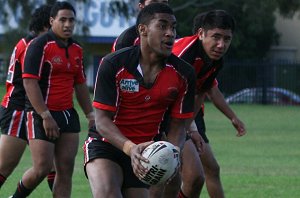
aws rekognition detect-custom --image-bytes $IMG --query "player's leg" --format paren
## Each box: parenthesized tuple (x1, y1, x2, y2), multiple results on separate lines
(200, 143, 224, 198)
(86, 158, 123, 198)
(179, 139, 205, 198)
(53, 132, 79, 197)
(11, 111, 55, 197)
(84, 137, 125, 198)
(0, 135, 26, 181)
(12, 139, 55, 197)
(0, 108, 27, 188)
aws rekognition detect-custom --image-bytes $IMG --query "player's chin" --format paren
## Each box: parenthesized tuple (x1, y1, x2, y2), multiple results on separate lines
(160, 49, 172, 57)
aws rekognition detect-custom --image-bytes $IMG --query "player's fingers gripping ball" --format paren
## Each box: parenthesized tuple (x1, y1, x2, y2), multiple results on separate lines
(140, 141, 180, 185)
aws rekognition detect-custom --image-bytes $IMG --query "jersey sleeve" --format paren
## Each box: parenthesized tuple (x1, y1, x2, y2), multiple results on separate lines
(93, 57, 118, 112)
(170, 68, 196, 119)
(22, 38, 45, 79)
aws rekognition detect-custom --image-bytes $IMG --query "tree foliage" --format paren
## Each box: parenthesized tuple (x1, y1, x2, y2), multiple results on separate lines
(0, 0, 300, 60)
(169, 0, 300, 59)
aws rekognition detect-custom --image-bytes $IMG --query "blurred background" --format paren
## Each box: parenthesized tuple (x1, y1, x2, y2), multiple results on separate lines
(0, 0, 300, 105)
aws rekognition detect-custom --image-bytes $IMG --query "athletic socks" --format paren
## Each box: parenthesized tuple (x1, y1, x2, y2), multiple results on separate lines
(47, 171, 56, 191)
(12, 180, 33, 198)
(0, 173, 7, 188)
(178, 189, 188, 198)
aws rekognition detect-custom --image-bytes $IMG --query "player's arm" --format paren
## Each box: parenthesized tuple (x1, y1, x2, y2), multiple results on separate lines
(23, 38, 59, 139)
(74, 83, 94, 128)
(95, 108, 152, 177)
(23, 78, 59, 139)
(167, 117, 186, 151)
(206, 86, 246, 136)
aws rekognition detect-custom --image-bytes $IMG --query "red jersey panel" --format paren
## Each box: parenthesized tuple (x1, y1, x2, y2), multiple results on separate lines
(23, 30, 86, 111)
(93, 46, 196, 144)
(1, 34, 36, 109)
(173, 35, 222, 92)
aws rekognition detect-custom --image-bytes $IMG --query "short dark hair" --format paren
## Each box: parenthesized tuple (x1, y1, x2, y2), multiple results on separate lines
(29, 5, 51, 33)
(50, 1, 76, 18)
(136, 3, 174, 26)
(139, 0, 146, 3)
(193, 10, 235, 34)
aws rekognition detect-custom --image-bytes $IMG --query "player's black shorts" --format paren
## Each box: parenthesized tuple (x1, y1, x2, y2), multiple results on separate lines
(83, 127, 149, 189)
(0, 106, 27, 141)
(194, 111, 209, 143)
(26, 108, 80, 143)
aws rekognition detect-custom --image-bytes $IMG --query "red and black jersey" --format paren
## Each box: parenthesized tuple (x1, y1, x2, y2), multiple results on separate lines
(23, 29, 86, 111)
(93, 46, 196, 144)
(1, 34, 36, 109)
(111, 25, 140, 52)
(173, 35, 223, 93)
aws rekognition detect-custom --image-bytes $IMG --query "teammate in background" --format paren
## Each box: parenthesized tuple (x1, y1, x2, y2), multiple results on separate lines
(83, 3, 195, 198)
(10, 2, 94, 197)
(111, 0, 169, 52)
(0, 5, 56, 190)
(170, 10, 247, 198)
(112, 1, 205, 197)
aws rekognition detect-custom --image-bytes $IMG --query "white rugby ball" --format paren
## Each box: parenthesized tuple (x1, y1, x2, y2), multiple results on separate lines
(140, 141, 180, 185)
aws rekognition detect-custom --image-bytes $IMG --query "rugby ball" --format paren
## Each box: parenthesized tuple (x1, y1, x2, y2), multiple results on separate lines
(140, 141, 180, 185)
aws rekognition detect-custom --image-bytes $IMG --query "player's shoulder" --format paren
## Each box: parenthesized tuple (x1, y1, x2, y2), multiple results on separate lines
(29, 31, 52, 47)
(103, 45, 139, 68)
(119, 25, 137, 38)
(167, 53, 196, 77)
(114, 25, 138, 50)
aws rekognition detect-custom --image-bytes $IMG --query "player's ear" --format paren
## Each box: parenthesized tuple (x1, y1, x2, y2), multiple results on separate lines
(197, 28, 205, 40)
(138, 24, 147, 36)
(50, 17, 54, 26)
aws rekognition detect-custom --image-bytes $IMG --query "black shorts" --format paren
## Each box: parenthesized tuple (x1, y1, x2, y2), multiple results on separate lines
(0, 106, 27, 141)
(26, 108, 80, 143)
(83, 129, 149, 189)
(194, 111, 209, 143)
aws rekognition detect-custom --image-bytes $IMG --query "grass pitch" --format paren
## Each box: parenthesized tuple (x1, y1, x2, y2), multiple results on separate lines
(0, 84, 299, 197)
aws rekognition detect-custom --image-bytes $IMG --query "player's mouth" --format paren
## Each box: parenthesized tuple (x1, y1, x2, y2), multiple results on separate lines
(164, 41, 174, 50)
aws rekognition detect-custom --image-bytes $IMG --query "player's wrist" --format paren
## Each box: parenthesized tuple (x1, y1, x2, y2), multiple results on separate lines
(123, 140, 136, 156)
(40, 110, 52, 120)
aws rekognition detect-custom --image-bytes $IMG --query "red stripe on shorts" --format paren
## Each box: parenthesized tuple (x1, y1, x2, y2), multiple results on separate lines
(9, 110, 22, 137)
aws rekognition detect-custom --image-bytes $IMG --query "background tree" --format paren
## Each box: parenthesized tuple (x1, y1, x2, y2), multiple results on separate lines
(169, 0, 300, 59)
(0, 0, 300, 60)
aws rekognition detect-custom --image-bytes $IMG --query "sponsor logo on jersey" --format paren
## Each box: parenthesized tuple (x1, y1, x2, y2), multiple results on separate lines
(120, 79, 139, 92)
(52, 56, 63, 65)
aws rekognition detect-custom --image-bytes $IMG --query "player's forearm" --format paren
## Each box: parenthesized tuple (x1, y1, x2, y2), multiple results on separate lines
(95, 109, 135, 153)
(167, 118, 186, 150)
(208, 87, 237, 121)
(75, 83, 94, 115)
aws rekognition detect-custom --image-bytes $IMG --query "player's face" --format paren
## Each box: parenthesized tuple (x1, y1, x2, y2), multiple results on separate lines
(139, 0, 169, 9)
(50, 9, 75, 41)
(199, 28, 233, 60)
(143, 13, 176, 57)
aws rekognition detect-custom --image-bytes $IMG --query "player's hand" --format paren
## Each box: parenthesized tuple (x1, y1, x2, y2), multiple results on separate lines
(189, 130, 205, 154)
(43, 116, 60, 140)
(130, 141, 153, 180)
(231, 117, 247, 137)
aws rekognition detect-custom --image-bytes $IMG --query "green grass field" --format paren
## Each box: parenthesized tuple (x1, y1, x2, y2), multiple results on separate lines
(0, 84, 300, 197)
